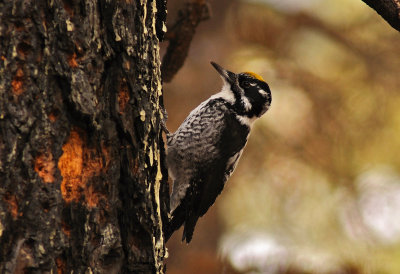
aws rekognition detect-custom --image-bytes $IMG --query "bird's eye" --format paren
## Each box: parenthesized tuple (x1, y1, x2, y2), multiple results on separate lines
(242, 81, 250, 88)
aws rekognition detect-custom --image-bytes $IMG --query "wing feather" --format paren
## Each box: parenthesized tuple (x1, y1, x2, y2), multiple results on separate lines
(166, 99, 250, 242)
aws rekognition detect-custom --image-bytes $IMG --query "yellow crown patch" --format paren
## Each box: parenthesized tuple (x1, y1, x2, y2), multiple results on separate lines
(244, 71, 264, 81)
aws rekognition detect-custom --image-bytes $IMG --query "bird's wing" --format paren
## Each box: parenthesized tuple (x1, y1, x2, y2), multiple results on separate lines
(196, 110, 250, 217)
(181, 111, 250, 242)
(167, 99, 228, 212)
(166, 99, 250, 242)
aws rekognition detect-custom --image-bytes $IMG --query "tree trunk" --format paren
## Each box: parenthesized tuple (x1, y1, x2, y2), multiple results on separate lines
(0, 0, 168, 273)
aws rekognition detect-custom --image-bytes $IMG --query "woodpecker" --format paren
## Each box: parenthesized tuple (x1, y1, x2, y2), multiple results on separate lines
(165, 62, 272, 243)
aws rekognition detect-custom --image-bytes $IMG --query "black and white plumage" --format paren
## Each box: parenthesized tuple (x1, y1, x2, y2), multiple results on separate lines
(165, 62, 272, 243)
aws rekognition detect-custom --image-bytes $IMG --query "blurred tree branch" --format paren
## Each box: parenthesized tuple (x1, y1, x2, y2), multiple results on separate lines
(161, 0, 210, 83)
(362, 0, 400, 31)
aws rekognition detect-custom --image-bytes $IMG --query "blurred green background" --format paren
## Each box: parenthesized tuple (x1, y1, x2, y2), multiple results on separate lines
(163, 0, 400, 273)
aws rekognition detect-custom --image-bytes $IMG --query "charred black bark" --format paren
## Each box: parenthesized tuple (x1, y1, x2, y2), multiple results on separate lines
(0, 0, 168, 273)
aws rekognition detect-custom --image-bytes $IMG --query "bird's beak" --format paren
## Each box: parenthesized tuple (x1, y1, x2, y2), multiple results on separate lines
(210, 62, 236, 84)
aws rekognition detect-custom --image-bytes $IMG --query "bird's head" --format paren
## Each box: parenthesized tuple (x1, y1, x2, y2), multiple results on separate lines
(211, 61, 271, 118)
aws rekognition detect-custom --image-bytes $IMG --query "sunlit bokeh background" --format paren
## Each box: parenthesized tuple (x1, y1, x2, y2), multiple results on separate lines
(162, 0, 400, 273)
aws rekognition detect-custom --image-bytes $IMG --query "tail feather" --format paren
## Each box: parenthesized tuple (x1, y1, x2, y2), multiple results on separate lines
(164, 205, 185, 242)
(182, 213, 199, 243)
(165, 204, 199, 243)
(165, 177, 201, 243)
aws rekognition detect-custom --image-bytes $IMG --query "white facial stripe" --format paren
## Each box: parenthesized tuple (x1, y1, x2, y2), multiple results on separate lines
(236, 114, 257, 127)
(250, 82, 257, 86)
(258, 89, 269, 96)
(242, 96, 252, 111)
(211, 81, 235, 104)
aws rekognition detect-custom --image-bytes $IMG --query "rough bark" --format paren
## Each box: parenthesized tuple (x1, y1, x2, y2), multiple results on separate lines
(362, 0, 400, 31)
(0, 0, 168, 273)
